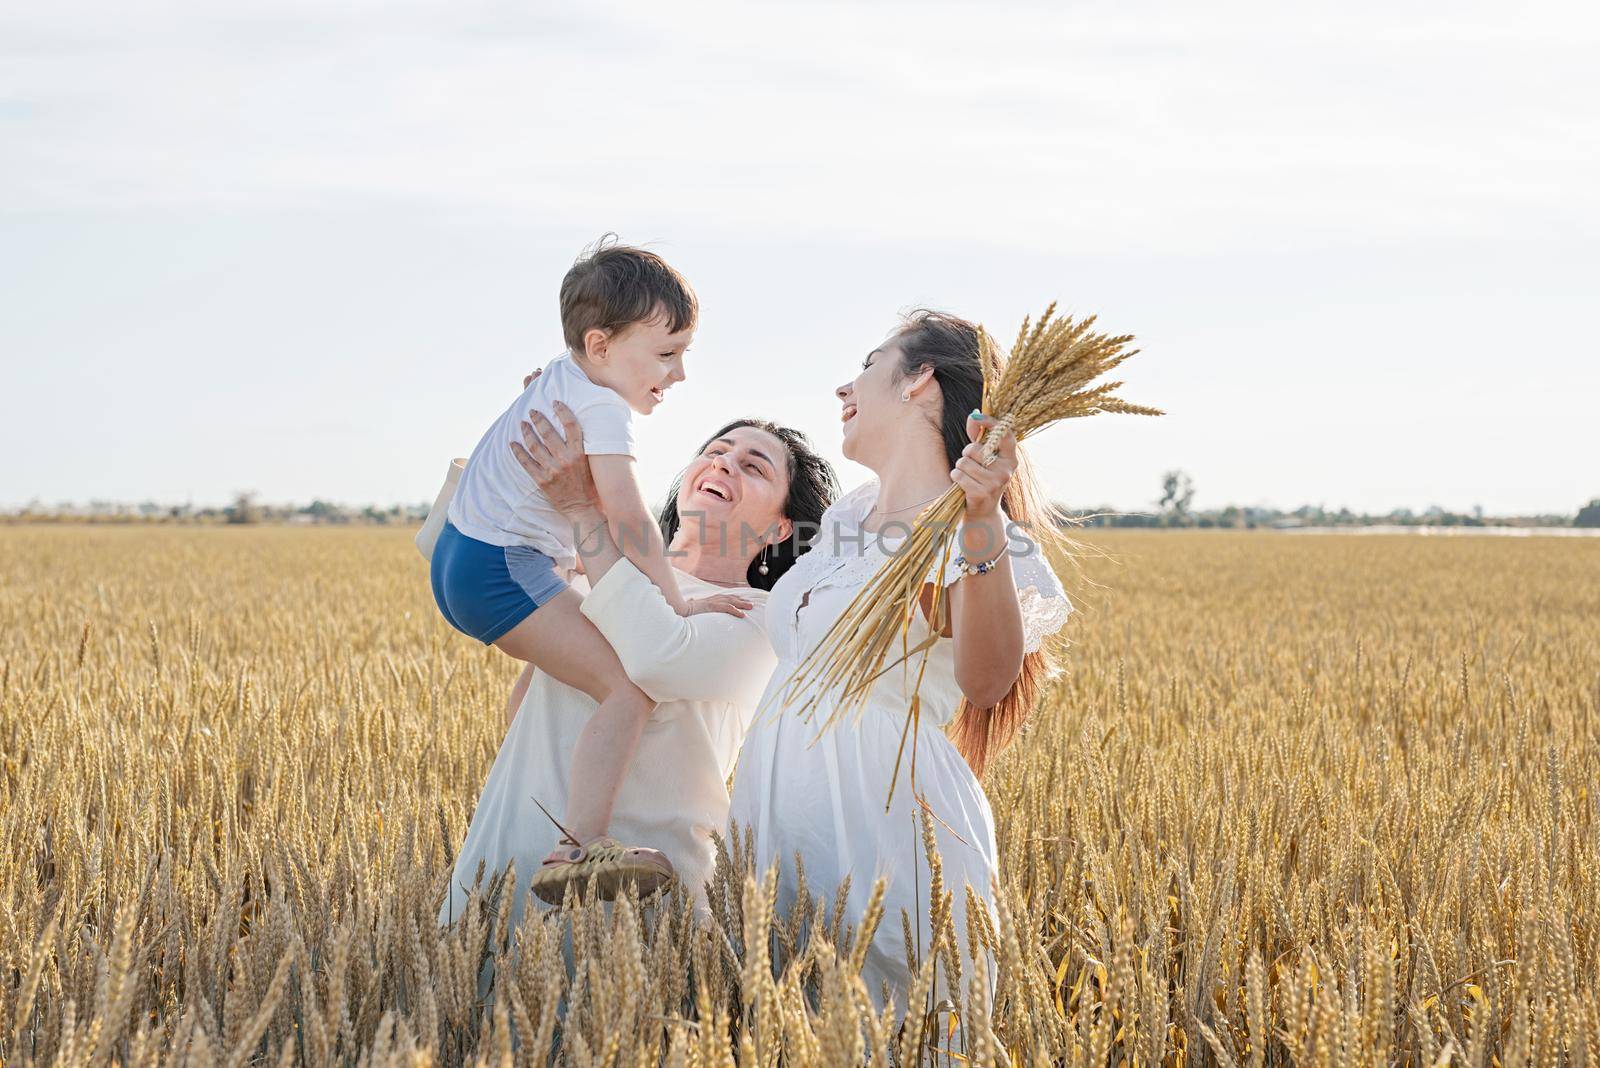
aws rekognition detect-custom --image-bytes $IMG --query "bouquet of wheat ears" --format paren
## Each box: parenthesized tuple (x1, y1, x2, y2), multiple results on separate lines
(763, 303, 1162, 789)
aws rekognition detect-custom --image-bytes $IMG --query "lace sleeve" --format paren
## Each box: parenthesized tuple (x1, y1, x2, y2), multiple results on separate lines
(939, 510, 1074, 656)
(1014, 555, 1073, 655)
(1009, 513, 1073, 653)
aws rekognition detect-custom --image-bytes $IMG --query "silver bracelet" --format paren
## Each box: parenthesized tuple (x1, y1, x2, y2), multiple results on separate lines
(953, 549, 1006, 577)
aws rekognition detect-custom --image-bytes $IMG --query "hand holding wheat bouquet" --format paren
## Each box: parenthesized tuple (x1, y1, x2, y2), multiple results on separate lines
(768, 303, 1163, 792)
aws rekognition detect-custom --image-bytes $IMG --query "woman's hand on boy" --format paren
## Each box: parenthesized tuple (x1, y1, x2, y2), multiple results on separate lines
(510, 401, 602, 519)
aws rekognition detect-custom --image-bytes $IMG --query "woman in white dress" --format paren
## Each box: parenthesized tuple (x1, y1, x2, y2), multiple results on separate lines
(727, 309, 1074, 1012)
(438, 403, 838, 932)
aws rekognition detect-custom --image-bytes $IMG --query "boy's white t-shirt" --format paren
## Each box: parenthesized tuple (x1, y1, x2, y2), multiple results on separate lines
(447, 351, 635, 570)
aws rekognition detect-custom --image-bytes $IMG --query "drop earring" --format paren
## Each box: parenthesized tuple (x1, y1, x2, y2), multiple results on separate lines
(758, 545, 770, 576)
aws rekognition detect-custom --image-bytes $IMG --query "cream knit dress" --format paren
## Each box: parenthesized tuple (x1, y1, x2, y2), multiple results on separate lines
(439, 559, 774, 931)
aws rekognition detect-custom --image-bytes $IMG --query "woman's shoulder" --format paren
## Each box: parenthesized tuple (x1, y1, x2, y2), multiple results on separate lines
(821, 479, 880, 525)
(788, 479, 883, 567)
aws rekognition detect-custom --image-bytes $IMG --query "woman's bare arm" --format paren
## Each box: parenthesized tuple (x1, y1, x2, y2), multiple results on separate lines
(945, 513, 1025, 708)
(944, 414, 1026, 708)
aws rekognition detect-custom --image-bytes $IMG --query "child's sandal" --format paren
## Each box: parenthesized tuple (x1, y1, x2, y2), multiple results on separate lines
(529, 835, 677, 905)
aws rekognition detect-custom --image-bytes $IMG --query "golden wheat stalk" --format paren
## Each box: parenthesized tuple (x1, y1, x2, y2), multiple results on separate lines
(765, 303, 1163, 749)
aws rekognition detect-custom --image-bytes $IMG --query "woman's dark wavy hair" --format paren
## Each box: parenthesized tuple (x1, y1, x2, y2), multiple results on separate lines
(657, 419, 839, 592)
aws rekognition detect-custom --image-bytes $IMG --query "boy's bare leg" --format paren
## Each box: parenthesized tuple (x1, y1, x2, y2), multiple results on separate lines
(492, 589, 654, 844)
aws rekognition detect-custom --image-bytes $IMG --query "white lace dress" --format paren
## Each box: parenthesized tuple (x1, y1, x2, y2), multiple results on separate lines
(726, 479, 1073, 1011)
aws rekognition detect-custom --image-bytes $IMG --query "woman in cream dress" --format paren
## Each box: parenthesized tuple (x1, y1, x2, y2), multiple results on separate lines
(728, 310, 1074, 1012)
(433, 402, 837, 931)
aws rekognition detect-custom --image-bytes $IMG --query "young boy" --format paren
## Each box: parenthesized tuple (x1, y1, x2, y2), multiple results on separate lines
(429, 237, 716, 903)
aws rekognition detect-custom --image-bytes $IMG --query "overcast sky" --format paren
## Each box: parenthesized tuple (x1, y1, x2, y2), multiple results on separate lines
(3, 1, 1596, 515)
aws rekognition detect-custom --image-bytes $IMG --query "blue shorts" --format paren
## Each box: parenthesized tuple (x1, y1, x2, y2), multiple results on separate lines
(429, 521, 570, 644)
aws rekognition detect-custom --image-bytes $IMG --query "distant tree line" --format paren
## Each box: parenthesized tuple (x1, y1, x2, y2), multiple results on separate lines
(6, 475, 1596, 530)
(4, 492, 430, 526)
(1060, 471, 1590, 529)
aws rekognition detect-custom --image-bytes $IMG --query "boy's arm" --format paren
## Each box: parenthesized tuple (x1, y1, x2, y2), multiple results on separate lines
(586, 454, 689, 614)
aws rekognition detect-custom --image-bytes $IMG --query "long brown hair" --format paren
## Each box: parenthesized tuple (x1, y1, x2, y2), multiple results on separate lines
(893, 309, 1066, 778)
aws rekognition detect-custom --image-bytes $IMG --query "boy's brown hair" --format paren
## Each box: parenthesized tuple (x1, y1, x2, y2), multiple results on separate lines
(559, 235, 698, 356)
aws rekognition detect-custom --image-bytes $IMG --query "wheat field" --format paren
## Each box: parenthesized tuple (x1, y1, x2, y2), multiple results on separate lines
(1, 525, 1595, 1066)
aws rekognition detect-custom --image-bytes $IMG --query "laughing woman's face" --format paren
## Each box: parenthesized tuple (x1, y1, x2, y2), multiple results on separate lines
(836, 336, 921, 466)
(674, 425, 794, 552)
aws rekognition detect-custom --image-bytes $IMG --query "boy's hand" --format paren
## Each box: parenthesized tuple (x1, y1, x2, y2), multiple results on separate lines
(523, 368, 542, 389)
(683, 593, 755, 619)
